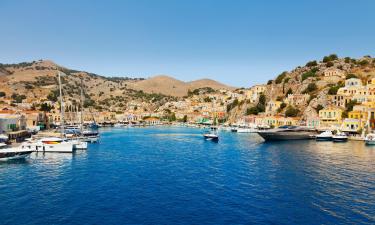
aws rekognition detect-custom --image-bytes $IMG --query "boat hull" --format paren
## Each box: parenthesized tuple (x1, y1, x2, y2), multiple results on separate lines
(332, 137, 348, 142)
(257, 131, 314, 141)
(316, 136, 333, 141)
(0, 150, 32, 161)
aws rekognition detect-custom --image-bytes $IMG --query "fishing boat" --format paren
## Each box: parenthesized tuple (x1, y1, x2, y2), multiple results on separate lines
(332, 131, 348, 142)
(365, 133, 375, 145)
(316, 130, 333, 141)
(0, 143, 33, 161)
(257, 125, 318, 141)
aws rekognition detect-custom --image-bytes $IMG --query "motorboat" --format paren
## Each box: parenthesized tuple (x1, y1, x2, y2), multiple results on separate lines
(316, 130, 333, 141)
(332, 131, 348, 142)
(257, 125, 318, 141)
(81, 130, 100, 143)
(0, 143, 33, 161)
(22, 137, 74, 153)
(365, 133, 375, 145)
(203, 128, 219, 142)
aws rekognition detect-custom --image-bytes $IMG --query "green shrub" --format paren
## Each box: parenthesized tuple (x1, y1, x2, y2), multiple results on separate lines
(326, 61, 334, 67)
(275, 72, 287, 84)
(285, 88, 293, 96)
(285, 106, 300, 117)
(315, 104, 324, 113)
(323, 54, 338, 63)
(346, 74, 358, 79)
(0, 92, 5, 97)
(301, 69, 317, 81)
(302, 83, 317, 94)
(306, 60, 318, 67)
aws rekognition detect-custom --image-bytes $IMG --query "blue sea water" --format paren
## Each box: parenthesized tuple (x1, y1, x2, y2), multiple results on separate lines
(0, 127, 374, 225)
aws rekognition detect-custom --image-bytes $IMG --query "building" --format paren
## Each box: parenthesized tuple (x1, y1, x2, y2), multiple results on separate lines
(319, 107, 343, 128)
(341, 118, 361, 133)
(332, 95, 351, 108)
(286, 94, 310, 106)
(265, 100, 282, 115)
(323, 68, 345, 78)
(307, 117, 320, 128)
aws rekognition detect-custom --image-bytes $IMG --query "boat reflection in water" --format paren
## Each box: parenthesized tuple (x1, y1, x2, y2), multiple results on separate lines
(257, 125, 318, 141)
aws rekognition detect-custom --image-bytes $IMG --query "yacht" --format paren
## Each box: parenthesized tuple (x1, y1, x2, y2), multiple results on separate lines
(332, 131, 348, 142)
(316, 130, 333, 141)
(237, 126, 258, 133)
(0, 143, 33, 161)
(257, 125, 318, 141)
(22, 137, 74, 153)
(81, 130, 100, 143)
(365, 133, 375, 145)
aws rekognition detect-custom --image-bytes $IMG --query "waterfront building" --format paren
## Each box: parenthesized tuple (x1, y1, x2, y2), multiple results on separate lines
(319, 107, 343, 129)
(323, 68, 345, 78)
(265, 100, 282, 115)
(306, 117, 320, 128)
(341, 118, 361, 133)
(332, 94, 352, 108)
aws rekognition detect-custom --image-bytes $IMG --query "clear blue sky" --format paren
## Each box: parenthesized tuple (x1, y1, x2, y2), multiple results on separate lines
(0, 0, 374, 87)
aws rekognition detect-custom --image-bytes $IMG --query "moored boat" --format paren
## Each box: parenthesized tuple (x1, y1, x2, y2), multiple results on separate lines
(332, 132, 348, 142)
(0, 143, 33, 161)
(365, 133, 375, 145)
(316, 130, 333, 141)
(257, 125, 318, 141)
(22, 137, 74, 153)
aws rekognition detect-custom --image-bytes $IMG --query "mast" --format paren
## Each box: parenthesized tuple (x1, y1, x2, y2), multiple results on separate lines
(58, 71, 65, 138)
(80, 78, 84, 133)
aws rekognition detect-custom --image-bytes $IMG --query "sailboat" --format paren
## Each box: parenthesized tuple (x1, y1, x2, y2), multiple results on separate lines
(23, 71, 74, 153)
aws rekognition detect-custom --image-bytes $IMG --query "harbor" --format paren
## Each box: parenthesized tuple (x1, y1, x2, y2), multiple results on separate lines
(1, 126, 374, 224)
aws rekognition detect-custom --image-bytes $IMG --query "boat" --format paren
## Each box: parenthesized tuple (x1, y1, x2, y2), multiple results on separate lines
(316, 130, 333, 141)
(23, 137, 74, 153)
(365, 133, 375, 145)
(332, 131, 348, 142)
(0, 143, 33, 161)
(203, 128, 219, 142)
(81, 130, 100, 143)
(68, 139, 88, 150)
(237, 127, 258, 133)
(257, 125, 318, 141)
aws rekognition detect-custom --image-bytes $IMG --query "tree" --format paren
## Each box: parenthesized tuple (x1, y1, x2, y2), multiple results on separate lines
(346, 74, 358, 79)
(323, 54, 338, 62)
(258, 94, 266, 105)
(302, 83, 317, 94)
(267, 80, 273, 85)
(182, 115, 188, 123)
(275, 72, 287, 84)
(285, 88, 293, 96)
(246, 106, 259, 115)
(285, 106, 300, 117)
(0, 92, 5, 97)
(306, 60, 318, 67)
(345, 100, 358, 112)
(11, 93, 26, 103)
(326, 61, 334, 67)
(39, 103, 53, 112)
(315, 104, 324, 113)
(301, 69, 317, 81)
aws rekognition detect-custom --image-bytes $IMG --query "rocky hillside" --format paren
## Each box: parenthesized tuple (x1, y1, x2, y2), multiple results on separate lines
(228, 55, 375, 121)
(0, 60, 234, 112)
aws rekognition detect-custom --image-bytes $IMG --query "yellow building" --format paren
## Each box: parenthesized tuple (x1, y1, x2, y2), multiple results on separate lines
(319, 107, 343, 128)
(265, 100, 282, 115)
(263, 116, 299, 128)
(342, 118, 361, 132)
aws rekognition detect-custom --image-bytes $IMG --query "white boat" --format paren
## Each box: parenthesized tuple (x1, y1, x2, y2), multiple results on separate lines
(22, 137, 74, 153)
(365, 133, 375, 145)
(332, 132, 348, 142)
(203, 128, 219, 142)
(68, 139, 88, 150)
(81, 130, 100, 143)
(237, 127, 258, 133)
(316, 130, 333, 141)
(0, 143, 33, 161)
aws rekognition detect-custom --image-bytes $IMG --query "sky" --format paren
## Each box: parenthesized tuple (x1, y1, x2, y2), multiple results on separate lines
(0, 0, 374, 87)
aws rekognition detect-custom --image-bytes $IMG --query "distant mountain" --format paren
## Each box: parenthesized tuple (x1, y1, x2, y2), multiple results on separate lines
(128, 75, 234, 97)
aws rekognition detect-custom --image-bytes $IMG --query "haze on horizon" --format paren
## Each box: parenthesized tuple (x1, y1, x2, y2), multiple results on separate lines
(0, 0, 374, 87)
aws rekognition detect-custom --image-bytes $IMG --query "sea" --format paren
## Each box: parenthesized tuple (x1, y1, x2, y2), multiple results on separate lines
(0, 127, 374, 225)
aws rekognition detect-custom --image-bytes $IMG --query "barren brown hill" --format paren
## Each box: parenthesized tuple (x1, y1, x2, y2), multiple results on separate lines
(127, 75, 235, 97)
(127, 75, 188, 97)
(188, 79, 235, 91)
